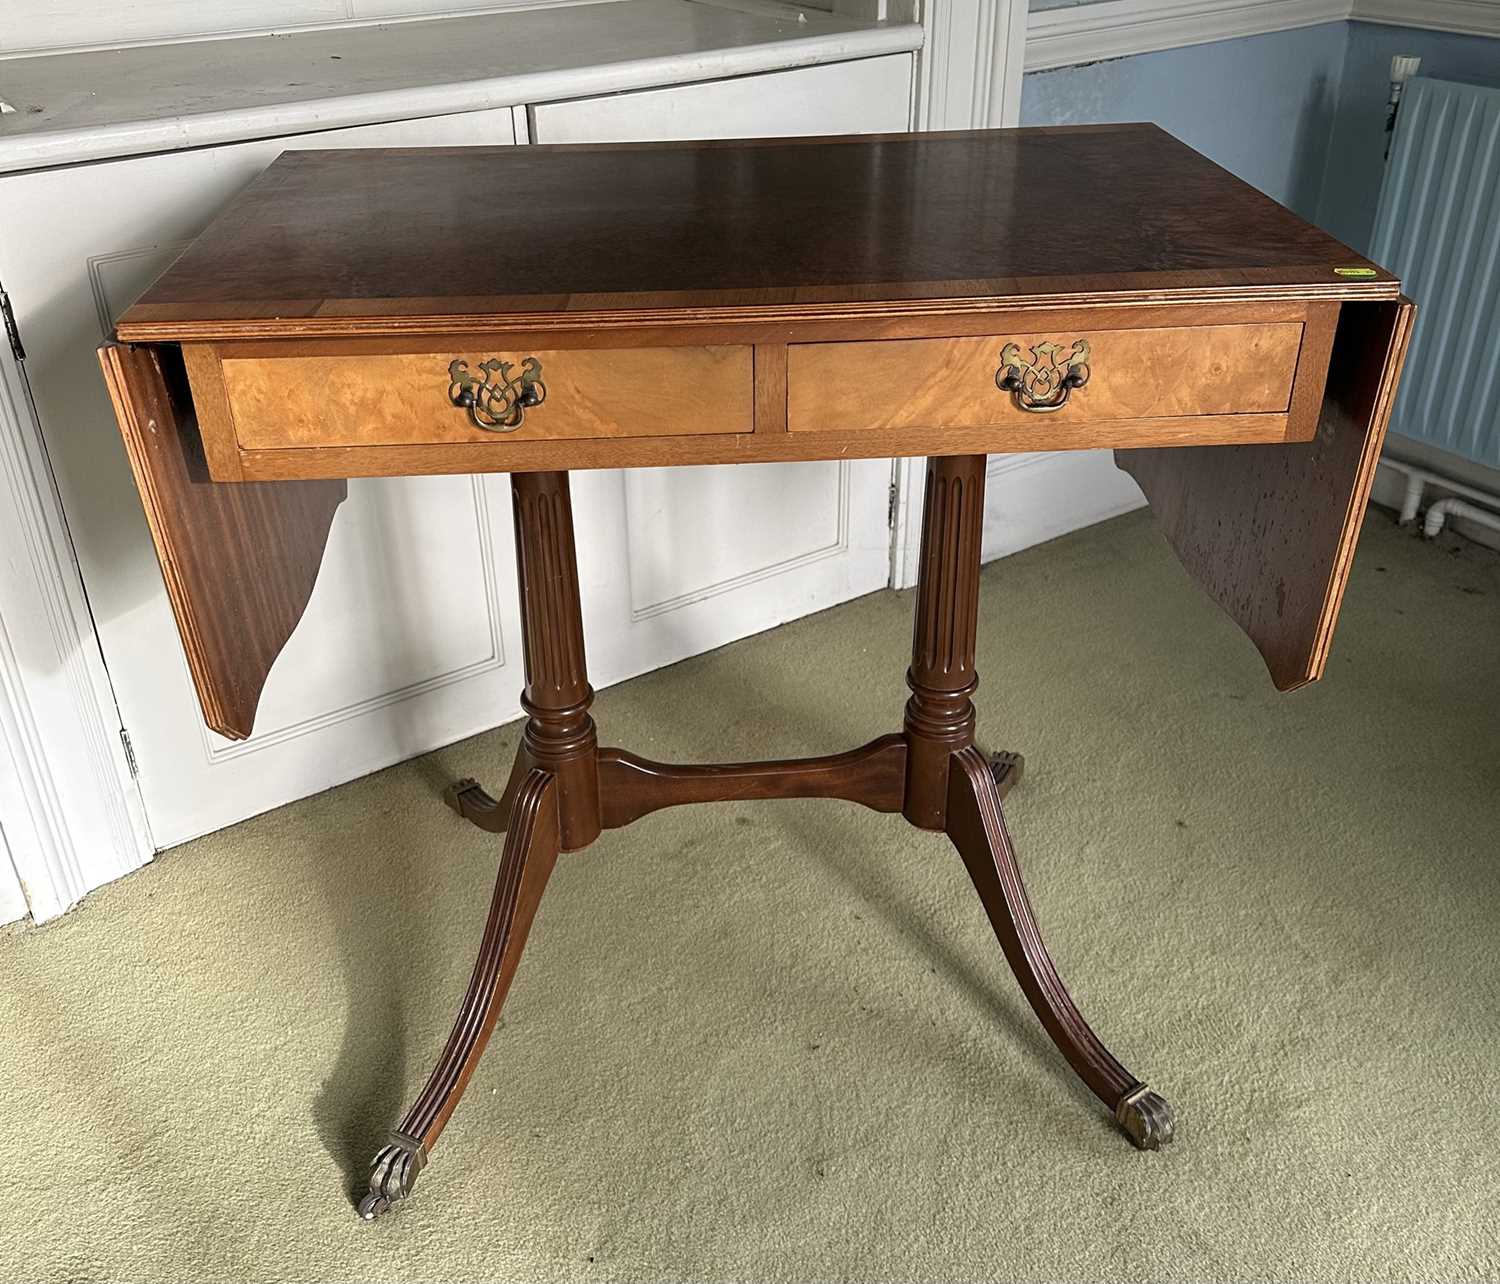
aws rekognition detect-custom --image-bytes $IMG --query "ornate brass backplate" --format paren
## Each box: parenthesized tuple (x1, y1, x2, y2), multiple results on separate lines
(995, 339, 1091, 413)
(447, 356, 547, 431)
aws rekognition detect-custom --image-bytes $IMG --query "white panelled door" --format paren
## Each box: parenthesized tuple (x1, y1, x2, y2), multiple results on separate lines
(1, 54, 912, 850)
(530, 55, 912, 696)
(0, 108, 526, 847)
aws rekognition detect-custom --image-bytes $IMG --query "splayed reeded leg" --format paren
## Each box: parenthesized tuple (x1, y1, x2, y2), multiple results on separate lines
(361, 471, 597, 1220)
(903, 456, 1172, 1149)
(946, 747, 1174, 1149)
(358, 769, 561, 1219)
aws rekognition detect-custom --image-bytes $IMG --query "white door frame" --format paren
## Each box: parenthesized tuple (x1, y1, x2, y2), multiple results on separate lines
(915, 0, 1026, 134)
(0, 339, 152, 923)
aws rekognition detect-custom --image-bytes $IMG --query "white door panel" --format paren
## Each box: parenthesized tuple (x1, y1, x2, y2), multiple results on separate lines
(187, 476, 510, 753)
(981, 452, 1145, 563)
(623, 462, 856, 621)
(533, 56, 913, 720)
(0, 107, 524, 845)
(571, 457, 892, 693)
(529, 53, 913, 141)
(5, 53, 913, 851)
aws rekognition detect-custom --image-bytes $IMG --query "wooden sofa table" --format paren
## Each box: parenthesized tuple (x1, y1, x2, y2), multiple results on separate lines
(98, 126, 1412, 1220)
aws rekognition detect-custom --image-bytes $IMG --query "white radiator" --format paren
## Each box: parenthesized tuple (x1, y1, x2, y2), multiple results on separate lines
(1371, 76, 1500, 471)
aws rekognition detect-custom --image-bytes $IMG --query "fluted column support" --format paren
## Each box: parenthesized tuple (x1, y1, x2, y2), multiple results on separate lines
(903, 455, 987, 829)
(511, 470, 600, 850)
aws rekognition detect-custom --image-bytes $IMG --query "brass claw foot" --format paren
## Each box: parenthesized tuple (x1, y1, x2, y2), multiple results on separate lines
(443, 775, 512, 833)
(1115, 1086, 1176, 1151)
(442, 777, 483, 815)
(443, 776, 499, 819)
(357, 1131, 429, 1221)
(988, 750, 1025, 801)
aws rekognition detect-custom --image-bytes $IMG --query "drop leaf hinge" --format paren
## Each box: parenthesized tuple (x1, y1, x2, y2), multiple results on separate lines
(119, 727, 139, 778)
(0, 283, 24, 362)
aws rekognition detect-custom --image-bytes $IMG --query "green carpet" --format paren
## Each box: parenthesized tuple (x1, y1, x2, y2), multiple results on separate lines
(3, 508, 1498, 1283)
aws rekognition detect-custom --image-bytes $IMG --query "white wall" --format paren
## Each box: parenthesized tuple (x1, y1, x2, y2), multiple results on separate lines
(0, 0, 609, 57)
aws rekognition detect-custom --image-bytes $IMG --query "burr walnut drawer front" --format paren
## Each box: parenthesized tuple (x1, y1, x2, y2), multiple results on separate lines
(786, 323, 1307, 434)
(213, 345, 754, 449)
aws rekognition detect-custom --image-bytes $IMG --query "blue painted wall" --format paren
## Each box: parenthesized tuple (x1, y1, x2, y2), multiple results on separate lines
(1020, 24, 1349, 222)
(1316, 22, 1500, 252)
(1021, 19, 1500, 249)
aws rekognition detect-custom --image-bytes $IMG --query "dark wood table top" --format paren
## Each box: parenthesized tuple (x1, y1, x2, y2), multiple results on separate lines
(118, 125, 1398, 342)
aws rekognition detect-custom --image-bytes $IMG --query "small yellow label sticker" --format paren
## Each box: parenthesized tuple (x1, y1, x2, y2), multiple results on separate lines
(1334, 266, 1379, 277)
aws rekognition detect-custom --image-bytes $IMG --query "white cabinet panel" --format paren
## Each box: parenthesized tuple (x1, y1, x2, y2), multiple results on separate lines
(981, 453, 1144, 563)
(533, 55, 913, 707)
(3, 50, 912, 854)
(0, 107, 522, 846)
(169, 475, 509, 754)
(623, 462, 850, 620)
(530, 53, 913, 141)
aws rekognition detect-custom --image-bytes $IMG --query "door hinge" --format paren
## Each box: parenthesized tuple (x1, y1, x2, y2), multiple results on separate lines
(119, 728, 139, 778)
(0, 284, 24, 362)
(888, 479, 900, 529)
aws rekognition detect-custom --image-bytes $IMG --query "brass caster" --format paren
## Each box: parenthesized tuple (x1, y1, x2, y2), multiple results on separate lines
(357, 1131, 428, 1221)
(1115, 1085, 1176, 1151)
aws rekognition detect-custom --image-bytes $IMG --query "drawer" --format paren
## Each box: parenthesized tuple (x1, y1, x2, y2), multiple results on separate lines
(214, 344, 754, 449)
(786, 323, 1305, 433)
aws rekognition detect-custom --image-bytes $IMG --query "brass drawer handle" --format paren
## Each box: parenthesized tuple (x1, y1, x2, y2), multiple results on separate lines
(995, 339, 1090, 413)
(447, 356, 546, 431)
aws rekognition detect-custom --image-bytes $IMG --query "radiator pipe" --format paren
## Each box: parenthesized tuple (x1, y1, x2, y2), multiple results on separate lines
(1377, 457, 1500, 526)
(1423, 497, 1500, 540)
(1385, 55, 1422, 160)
